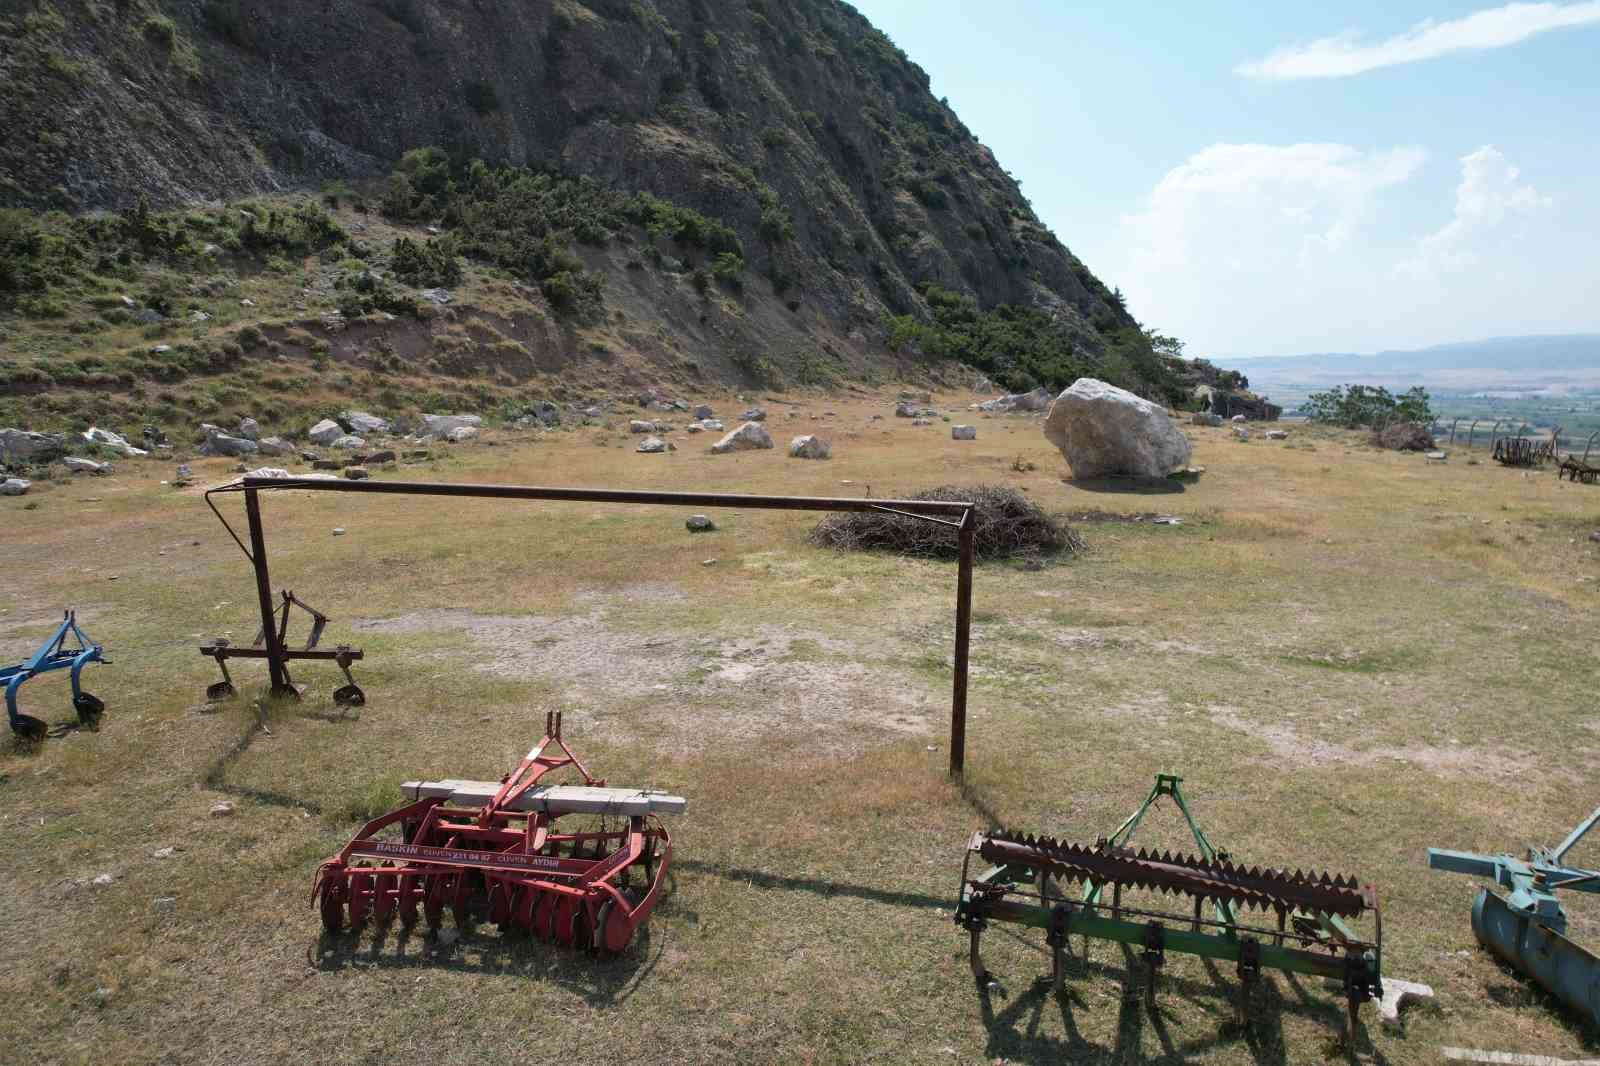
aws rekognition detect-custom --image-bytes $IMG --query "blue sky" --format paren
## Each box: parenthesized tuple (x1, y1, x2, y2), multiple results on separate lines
(848, 1, 1600, 359)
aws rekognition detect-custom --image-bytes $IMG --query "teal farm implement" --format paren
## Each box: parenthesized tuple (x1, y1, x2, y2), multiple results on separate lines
(955, 775, 1383, 1039)
(1429, 806, 1600, 1026)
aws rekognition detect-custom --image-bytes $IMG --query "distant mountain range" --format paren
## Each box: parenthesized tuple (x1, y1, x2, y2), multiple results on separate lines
(1225, 334, 1600, 401)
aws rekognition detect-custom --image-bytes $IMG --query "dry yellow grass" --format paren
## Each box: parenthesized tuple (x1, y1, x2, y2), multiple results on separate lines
(2, 395, 1598, 1065)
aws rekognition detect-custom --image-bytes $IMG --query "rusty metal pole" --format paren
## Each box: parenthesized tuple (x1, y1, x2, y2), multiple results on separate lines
(950, 508, 975, 777)
(243, 488, 290, 695)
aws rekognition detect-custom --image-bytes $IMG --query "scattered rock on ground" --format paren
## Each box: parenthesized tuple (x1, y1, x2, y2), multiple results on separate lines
(1231, 414, 1248, 423)
(312, 459, 341, 470)
(199, 426, 259, 457)
(445, 426, 478, 443)
(341, 410, 390, 435)
(83, 427, 147, 457)
(711, 422, 775, 454)
(739, 407, 767, 422)
(1264, 429, 1289, 440)
(1232, 426, 1250, 440)
(629, 420, 659, 434)
(209, 802, 235, 818)
(63, 457, 113, 475)
(237, 417, 260, 441)
(1, 477, 30, 496)
(912, 417, 931, 427)
(952, 425, 977, 440)
(1191, 411, 1223, 427)
(1042, 378, 1192, 478)
(419, 288, 452, 305)
(693, 404, 714, 419)
(1426, 451, 1447, 461)
(979, 387, 1054, 413)
(0, 428, 67, 463)
(299, 450, 321, 463)
(363, 450, 396, 465)
(789, 435, 831, 459)
(894, 401, 919, 418)
(421, 413, 481, 437)
(307, 419, 343, 445)
(344, 466, 370, 480)
(256, 436, 291, 457)
(685, 514, 716, 532)
(636, 436, 674, 453)
(329, 435, 366, 450)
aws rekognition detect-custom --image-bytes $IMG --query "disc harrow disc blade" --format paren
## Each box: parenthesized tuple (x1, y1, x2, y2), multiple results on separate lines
(533, 890, 559, 941)
(552, 895, 581, 947)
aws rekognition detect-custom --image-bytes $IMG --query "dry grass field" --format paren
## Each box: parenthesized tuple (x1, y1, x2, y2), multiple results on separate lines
(3, 393, 1598, 1065)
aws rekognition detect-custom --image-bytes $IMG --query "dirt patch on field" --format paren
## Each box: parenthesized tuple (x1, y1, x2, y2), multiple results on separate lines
(1205, 704, 1538, 777)
(356, 591, 938, 755)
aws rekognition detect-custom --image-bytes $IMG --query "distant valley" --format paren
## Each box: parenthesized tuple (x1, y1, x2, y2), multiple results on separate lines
(1225, 334, 1600, 407)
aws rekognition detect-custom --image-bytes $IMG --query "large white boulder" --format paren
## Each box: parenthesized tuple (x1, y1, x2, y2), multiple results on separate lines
(307, 419, 344, 445)
(1042, 378, 1192, 479)
(1, 477, 30, 496)
(710, 422, 774, 454)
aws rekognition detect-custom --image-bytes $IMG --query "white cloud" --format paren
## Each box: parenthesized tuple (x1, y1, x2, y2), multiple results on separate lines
(1099, 141, 1589, 355)
(1237, 2, 1600, 79)
(1113, 143, 1424, 349)
(1395, 145, 1549, 278)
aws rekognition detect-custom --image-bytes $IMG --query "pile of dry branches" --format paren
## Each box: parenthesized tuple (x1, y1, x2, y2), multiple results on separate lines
(1369, 421, 1435, 451)
(809, 484, 1084, 560)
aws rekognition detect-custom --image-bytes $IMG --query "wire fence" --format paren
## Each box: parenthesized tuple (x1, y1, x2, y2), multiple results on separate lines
(1426, 418, 1600, 461)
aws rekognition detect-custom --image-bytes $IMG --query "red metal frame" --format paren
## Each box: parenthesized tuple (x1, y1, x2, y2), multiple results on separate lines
(311, 712, 671, 952)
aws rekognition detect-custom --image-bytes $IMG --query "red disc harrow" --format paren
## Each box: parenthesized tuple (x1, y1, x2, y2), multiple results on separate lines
(311, 712, 683, 953)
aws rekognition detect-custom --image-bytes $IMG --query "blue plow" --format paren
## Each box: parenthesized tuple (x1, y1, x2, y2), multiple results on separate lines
(2, 609, 108, 742)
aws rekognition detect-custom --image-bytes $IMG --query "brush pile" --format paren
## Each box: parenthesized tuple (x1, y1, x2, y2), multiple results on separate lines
(809, 485, 1083, 560)
(1369, 421, 1435, 451)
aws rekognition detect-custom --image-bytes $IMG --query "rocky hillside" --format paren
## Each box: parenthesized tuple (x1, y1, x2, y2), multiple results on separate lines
(1, 0, 1182, 433)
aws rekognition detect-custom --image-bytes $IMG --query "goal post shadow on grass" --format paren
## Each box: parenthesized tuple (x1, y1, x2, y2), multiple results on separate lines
(205, 476, 980, 777)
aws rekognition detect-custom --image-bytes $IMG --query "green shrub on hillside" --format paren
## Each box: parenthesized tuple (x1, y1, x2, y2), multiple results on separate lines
(887, 283, 1182, 400)
(390, 235, 462, 287)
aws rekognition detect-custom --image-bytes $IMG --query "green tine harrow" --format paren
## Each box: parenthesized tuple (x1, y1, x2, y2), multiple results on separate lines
(955, 774, 1383, 1040)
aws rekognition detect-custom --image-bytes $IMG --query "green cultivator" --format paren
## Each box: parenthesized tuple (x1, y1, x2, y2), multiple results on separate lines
(955, 775, 1382, 1039)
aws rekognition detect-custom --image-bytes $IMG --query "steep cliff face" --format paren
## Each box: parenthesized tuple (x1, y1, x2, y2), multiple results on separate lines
(2, 0, 1131, 345)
